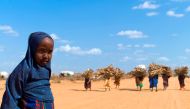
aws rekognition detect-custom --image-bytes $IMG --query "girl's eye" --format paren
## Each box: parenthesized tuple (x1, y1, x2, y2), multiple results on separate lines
(39, 49, 46, 53)
(48, 50, 53, 54)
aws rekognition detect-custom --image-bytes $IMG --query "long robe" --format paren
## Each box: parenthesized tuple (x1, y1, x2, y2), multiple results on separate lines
(178, 74, 185, 88)
(84, 78, 91, 89)
(162, 74, 170, 88)
(149, 75, 158, 88)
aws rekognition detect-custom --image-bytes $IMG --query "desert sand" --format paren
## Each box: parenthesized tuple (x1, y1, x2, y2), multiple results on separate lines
(0, 77, 190, 109)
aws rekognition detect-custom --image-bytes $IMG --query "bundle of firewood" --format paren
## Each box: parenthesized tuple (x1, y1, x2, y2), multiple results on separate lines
(113, 68, 124, 78)
(174, 66, 188, 76)
(161, 66, 173, 76)
(148, 63, 163, 76)
(82, 68, 94, 78)
(96, 65, 116, 79)
(130, 67, 147, 77)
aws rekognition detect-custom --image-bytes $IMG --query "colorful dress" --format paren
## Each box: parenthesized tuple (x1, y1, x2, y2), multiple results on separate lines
(135, 76, 144, 88)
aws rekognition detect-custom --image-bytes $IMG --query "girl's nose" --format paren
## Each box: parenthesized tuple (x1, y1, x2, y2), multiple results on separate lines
(43, 53, 48, 59)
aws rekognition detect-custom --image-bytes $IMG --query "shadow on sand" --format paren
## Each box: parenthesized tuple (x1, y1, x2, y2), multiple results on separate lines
(119, 88, 164, 92)
(119, 88, 139, 91)
(70, 88, 190, 92)
(166, 88, 190, 91)
(70, 89, 106, 92)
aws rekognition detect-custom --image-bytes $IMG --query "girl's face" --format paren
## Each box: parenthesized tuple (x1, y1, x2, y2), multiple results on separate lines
(34, 37, 54, 67)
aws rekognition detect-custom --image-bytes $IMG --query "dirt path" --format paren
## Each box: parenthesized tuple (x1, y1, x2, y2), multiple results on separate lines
(0, 77, 190, 109)
(52, 77, 190, 109)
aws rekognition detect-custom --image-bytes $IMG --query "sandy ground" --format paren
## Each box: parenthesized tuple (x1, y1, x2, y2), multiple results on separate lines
(0, 77, 190, 109)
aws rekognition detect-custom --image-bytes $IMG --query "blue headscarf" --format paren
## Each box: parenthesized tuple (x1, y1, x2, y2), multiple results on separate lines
(1, 32, 54, 109)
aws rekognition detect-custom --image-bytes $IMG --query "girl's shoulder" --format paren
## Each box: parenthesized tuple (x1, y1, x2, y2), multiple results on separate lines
(9, 60, 30, 81)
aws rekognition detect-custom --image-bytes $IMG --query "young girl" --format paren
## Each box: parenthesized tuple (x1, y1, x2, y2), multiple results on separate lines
(1, 32, 54, 109)
(104, 77, 111, 91)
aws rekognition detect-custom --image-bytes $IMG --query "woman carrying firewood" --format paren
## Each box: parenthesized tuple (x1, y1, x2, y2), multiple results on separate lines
(148, 64, 162, 92)
(149, 74, 159, 91)
(131, 65, 147, 91)
(178, 74, 186, 90)
(161, 66, 172, 90)
(84, 78, 91, 91)
(113, 68, 124, 89)
(161, 74, 170, 90)
(135, 76, 144, 91)
(174, 66, 189, 91)
(82, 69, 93, 91)
(114, 76, 120, 89)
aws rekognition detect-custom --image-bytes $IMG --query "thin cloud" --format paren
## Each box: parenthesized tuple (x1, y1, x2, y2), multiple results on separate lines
(143, 44, 156, 48)
(186, 6, 190, 12)
(117, 30, 147, 39)
(120, 56, 131, 62)
(117, 43, 156, 50)
(134, 44, 141, 48)
(146, 12, 158, 16)
(117, 43, 126, 50)
(185, 48, 190, 54)
(133, 1, 159, 10)
(171, 33, 178, 37)
(157, 57, 170, 62)
(134, 50, 144, 56)
(55, 44, 102, 55)
(178, 56, 188, 60)
(136, 57, 147, 61)
(126, 45, 132, 48)
(0, 25, 19, 36)
(117, 44, 133, 50)
(87, 48, 102, 55)
(166, 10, 184, 18)
(59, 40, 71, 44)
